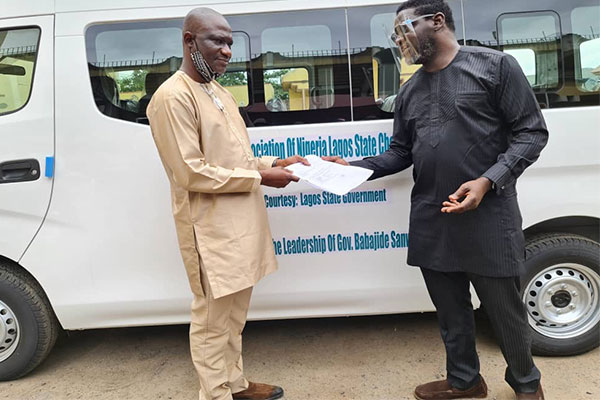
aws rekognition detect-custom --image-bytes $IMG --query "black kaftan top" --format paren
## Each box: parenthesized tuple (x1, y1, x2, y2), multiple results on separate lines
(353, 46, 548, 277)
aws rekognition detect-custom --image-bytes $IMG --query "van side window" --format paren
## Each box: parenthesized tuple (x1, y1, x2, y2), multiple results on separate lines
(347, 1, 464, 120)
(571, 6, 600, 93)
(261, 25, 334, 112)
(226, 9, 351, 126)
(85, 20, 183, 124)
(0, 27, 40, 116)
(463, 0, 599, 108)
(497, 12, 562, 91)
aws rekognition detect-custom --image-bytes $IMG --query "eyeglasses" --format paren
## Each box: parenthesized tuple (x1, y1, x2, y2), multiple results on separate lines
(390, 14, 435, 42)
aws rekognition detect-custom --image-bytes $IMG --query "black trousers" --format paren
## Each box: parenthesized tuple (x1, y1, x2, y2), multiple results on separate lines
(420, 268, 541, 393)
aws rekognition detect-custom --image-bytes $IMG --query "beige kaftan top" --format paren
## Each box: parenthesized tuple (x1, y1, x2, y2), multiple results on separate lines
(147, 71, 278, 299)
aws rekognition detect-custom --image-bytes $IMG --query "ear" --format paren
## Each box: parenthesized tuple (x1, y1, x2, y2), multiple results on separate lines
(432, 12, 446, 31)
(183, 31, 195, 51)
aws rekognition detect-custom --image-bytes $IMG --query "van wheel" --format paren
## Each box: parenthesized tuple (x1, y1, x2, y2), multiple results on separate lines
(522, 233, 600, 356)
(0, 261, 59, 380)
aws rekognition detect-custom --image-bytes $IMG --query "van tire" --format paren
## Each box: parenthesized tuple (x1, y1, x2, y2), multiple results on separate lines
(522, 233, 600, 356)
(0, 261, 59, 380)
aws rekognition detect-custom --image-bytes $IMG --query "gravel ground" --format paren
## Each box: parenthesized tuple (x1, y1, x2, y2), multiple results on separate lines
(0, 313, 598, 399)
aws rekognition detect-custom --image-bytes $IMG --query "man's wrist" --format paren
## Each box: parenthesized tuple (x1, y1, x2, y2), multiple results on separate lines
(271, 158, 280, 168)
(480, 176, 494, 192)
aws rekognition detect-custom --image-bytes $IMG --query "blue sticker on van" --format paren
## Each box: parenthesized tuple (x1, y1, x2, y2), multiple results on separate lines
(45, 156, 54, 178)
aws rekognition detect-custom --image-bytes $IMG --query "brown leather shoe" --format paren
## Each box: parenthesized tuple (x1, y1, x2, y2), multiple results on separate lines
(232, 382, 284, 400)
(414, 376, 488, 400)
(516, 384, 544, 400)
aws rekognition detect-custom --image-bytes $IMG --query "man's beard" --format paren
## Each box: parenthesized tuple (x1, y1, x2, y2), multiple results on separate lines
(414, 32, 436, 65)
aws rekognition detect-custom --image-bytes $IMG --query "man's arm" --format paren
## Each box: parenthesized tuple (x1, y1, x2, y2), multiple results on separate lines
(482, 53, 549, 194)
(149, 93, 295, 192)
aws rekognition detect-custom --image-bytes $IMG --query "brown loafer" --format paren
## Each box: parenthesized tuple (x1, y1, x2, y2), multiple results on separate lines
(516, 384, 544, 400)
(414, 376, 488, 400)
(232, 382, 284, 400)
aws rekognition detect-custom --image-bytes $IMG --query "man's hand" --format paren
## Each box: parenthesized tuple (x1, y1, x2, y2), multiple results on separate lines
(259, 167, 299, 188)
(321, 156, 349, 166)
(441, 177, 493, 214)
(275, 155, 310, 168)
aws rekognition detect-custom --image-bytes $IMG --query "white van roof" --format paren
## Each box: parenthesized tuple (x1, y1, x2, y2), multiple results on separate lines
(2, 0, 400, 20)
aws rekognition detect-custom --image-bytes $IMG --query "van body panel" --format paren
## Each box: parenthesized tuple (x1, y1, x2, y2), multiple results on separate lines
(1, 0, 409, 22)
(0, 16, 54, 262)
(52, 0, 401, 15)
(55, 0, 312, 14)
(518, 107, 600, 229)
(1, 1, 54, 20)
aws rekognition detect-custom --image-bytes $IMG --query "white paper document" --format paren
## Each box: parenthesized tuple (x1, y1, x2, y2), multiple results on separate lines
(286, 154, 373, 196)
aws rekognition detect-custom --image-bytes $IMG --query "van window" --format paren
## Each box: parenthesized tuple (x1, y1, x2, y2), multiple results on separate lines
(497, 12, 562, 90)
(571, 6, 600, 93)
(226, 9, 351, 126)
(218, 71, 249, 106)
(86, 20, 183, 123)
(0, 27, 40, 116)
(463, 0, 599, 108)
(261, 25, 334, 112)
(504, 48, 536, 85)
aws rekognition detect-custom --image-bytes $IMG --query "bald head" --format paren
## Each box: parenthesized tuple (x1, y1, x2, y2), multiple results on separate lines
(183, 7, 228, 34)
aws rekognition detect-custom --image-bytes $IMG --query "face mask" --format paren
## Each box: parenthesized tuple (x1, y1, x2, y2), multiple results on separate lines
(190, 38, 221, 82)
(391, 13, 435, 65)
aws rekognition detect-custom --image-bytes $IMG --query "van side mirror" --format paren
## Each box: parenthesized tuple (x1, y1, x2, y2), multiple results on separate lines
(0, 65, 26, 76)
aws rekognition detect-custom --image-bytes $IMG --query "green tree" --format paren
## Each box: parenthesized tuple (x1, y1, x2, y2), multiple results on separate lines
(264, 69, 290, 101)
(217, 71, 247, 87)
(117, 69, 148, 92)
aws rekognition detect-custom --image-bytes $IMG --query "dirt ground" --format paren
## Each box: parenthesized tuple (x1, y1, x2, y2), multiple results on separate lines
(0, 313, 598, 400)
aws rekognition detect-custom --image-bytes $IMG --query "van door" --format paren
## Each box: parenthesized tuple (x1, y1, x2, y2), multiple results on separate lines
(0, 16, 54, 262)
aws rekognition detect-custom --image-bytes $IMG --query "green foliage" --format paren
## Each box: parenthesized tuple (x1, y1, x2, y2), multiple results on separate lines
(264, 69, 290, 101)
(117, 69, 147, 92)
(217, 71, 247, 87)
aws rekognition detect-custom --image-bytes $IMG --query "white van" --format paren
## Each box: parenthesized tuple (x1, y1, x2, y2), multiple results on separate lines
(1, 0, 599, 380)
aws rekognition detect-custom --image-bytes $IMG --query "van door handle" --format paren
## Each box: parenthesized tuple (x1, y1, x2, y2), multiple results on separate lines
(0, 159, 41, 184)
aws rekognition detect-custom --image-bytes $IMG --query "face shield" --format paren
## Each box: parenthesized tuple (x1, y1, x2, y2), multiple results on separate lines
(382, 25, 404, 77)
(391, 13, 434, 65)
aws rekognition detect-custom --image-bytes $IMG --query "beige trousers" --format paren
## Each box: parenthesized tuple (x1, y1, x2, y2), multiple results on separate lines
(190, 263, 252, 400)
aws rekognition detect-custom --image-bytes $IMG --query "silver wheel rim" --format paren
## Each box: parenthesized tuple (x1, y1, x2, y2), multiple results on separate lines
(0, 299, 20, 362)
(523, 263, 600, 339)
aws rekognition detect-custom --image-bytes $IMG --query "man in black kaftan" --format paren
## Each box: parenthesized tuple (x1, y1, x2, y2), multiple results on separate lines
(326, 1, 548, 399)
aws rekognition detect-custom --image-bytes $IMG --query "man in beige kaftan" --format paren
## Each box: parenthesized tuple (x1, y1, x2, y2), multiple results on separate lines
(147, 8, 306, 400)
